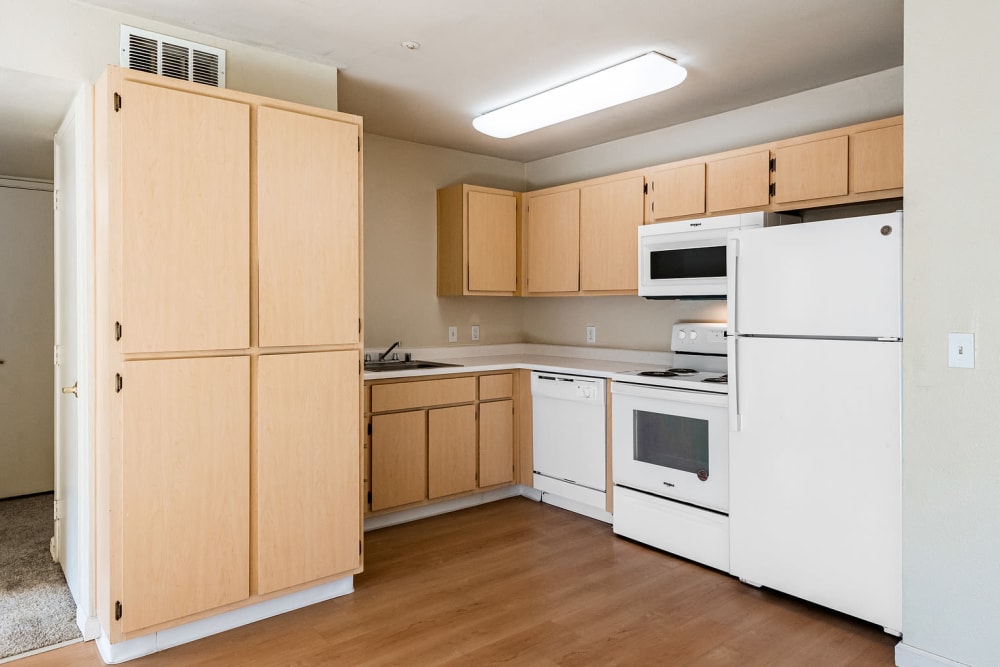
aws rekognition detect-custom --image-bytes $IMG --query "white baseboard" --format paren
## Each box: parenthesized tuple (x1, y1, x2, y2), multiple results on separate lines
(364, 486, 524, 531)
(96, 577, 354, 664)
(77, 606, 101, 640)
(895, 642, 971, 667)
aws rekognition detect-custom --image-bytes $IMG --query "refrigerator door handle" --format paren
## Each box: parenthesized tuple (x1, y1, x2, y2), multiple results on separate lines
(728, 334, 741, 432)
(727, 237, 740, 335)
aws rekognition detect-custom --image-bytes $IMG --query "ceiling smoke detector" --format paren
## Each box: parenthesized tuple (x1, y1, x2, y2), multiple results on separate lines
(401, 41, 421, 51)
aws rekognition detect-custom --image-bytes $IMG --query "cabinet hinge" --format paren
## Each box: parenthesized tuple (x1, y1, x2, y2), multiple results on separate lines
(769, 157, 776, 172)
(367, 490, 372, 504)
(53, 190, 59, 211)
(54, 344, 61, 366)
(359, 318, 362, 333)
(359, 540, 362, 555)
(115, 321, 122, 341)
(367, 422, 372, 436)
(769, 182, 776, 197)
(643, 182, 648, 195)
(115, 373, 123, 393)
(115, 601, 122, 621)
(113, 92, 122, 113)
(358, 137, 361, 152)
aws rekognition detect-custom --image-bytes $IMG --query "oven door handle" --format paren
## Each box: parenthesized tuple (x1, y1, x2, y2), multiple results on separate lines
(728, 335, 741, 432)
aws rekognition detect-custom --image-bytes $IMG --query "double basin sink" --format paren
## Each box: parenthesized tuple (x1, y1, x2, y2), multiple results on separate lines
(364, 359, 462, 372)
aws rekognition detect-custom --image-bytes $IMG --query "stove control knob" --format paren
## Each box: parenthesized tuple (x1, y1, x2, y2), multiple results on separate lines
(689, 330, 699, 340)
(677, 330, 687, 340)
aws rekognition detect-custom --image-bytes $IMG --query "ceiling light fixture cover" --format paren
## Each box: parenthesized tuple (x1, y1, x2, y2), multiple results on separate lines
(473, 52, 686, 139)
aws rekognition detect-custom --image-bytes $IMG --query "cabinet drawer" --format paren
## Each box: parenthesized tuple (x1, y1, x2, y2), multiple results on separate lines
(479, 373, 513, 400)
(371, 376, 476, 412)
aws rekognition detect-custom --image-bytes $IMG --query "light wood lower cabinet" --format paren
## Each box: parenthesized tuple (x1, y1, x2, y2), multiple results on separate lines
(367, 373, 516, 513)
(428, 405, 478, 498)
(479, 399, 514, 487)
(371, 410, 427, 511)
(255, 351, 360, 595)
(121, 357, 250, 633)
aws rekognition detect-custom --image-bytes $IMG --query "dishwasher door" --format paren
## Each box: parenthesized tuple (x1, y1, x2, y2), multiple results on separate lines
(531, 372, 606, 492)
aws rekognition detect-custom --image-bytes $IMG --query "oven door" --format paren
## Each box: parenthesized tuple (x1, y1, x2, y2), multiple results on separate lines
(611, 381, 729, 513)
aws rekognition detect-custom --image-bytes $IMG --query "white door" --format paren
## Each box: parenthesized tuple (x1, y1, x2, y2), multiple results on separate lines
(729, 212, 902, 338)
(728, 335, 902, 632)
(0, 181, 54, 499)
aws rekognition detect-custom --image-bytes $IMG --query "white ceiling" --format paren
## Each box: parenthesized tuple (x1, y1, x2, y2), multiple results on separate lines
(0, 1, 903, 179)
(78, 0, 903, 162)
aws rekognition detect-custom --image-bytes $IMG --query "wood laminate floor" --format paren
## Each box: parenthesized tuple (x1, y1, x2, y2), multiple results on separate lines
(18, 497, 897, 666)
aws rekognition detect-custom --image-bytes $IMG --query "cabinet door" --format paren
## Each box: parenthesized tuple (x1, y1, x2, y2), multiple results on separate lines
(525, 189, 580, 293)
(648, 163, 706, 221)
(120, 80, 250, 354)
(121, 356, 249, 633)
(852, 124, 903, 194)
(370, 411, 426, 511)
(479, 400, 514, 488)
(706, 150, 771, 213)
(256, 351, 360, 595)
(257, 107, 360, 347)
(468, 190, 517, 292)
(580, 176, 644, 291)
(428, 404, 478, 498)
(772, 136, 848, 204)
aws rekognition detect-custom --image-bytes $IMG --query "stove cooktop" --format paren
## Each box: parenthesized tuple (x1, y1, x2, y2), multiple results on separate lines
(612, 368, 729, 393)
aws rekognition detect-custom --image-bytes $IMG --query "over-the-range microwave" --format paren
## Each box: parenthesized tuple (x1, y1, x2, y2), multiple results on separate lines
(638, 211, 798, 299)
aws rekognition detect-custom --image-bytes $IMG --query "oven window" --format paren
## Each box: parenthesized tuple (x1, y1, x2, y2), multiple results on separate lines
(633, 410, 709, 475)
(650, 246, 726, 280)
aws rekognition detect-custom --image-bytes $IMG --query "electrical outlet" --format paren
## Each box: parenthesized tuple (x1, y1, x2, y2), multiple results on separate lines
(448, 326, 458, 343)
(948, 332, 975, 368)
(471, 325, 480, 341)
(586, 325, 597, 344)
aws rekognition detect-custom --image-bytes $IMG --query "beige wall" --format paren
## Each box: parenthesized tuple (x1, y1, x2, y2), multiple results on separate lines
(899, 3, 1000, 665)
(362, 134, 526, 350)
(0, 184, 54, 497)
(0, 0, 339, 110)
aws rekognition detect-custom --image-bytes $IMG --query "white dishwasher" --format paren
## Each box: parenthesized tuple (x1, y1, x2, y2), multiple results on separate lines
(531, 372, 607, 515)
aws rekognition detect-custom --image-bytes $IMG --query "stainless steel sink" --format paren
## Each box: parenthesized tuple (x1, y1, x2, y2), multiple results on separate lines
(364, 360, 462, 372)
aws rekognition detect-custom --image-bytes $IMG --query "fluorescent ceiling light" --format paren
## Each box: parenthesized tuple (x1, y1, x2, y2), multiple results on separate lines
(473, 52, 687, 139)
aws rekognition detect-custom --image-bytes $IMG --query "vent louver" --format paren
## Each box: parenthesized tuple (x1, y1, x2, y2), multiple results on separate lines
(120, 25, 226, 88)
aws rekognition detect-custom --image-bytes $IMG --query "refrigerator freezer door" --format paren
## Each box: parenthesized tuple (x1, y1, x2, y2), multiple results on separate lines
(729, 336, 901, 632)
(729, 212, 902, 338)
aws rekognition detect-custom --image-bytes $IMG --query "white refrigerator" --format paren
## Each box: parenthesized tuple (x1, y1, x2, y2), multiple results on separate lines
(726, 212, 902, 634)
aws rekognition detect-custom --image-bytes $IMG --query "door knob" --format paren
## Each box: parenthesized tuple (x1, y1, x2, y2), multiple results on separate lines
(62, 381, 78, 398)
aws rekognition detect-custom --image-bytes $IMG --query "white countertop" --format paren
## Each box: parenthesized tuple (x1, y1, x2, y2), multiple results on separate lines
(363, 343, 672, 381)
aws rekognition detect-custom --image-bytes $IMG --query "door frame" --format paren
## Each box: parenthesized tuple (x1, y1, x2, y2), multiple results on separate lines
(53, 84, 99, 640)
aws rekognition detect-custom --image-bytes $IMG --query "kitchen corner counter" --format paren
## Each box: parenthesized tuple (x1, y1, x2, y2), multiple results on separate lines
(363, 343, 672, 381)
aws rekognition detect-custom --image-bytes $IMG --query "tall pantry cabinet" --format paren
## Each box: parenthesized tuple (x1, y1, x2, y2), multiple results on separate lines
(94, 66, 363, 643)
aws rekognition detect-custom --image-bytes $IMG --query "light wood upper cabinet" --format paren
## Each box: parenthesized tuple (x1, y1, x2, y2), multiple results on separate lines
(120, 80, 250, 354)
(524, 188, 581, 293)
(479, 399, 514, 488)
(428, 404, 478, 499)
(437, 184, 518, 296)
(370, 410, 427, 511)
(257, 107, 360, 347)
(121, 356, 250, 633)
(772, 136, 849, 204)
(255, 351, 360, 595)
(647, 163, 705, 221)
(706, 150, 771, 213)
(580, 176, 644, 291)
(852, 123, 903, 193)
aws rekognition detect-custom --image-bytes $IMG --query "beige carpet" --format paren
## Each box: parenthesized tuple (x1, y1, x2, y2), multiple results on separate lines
(0, 493, 80, 660)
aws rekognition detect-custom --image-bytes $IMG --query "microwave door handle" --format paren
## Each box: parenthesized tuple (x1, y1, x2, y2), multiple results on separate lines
(728, 334, 741, 432)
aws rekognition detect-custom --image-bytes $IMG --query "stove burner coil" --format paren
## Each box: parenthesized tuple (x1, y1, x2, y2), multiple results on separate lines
(701, 375, 728, 384)
(666, 368, 698, 375)
(637, 370, 680, 377)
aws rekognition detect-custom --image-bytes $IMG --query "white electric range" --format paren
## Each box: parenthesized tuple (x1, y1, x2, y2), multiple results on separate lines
(609, 322, 731, 571)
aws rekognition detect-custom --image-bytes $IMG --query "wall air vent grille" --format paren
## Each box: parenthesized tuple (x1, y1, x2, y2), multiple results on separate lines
(120, 25, 226, 88)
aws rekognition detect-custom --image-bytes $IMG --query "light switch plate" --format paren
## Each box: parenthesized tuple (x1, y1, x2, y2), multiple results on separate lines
(586, 325, 597, 344)
(471, 325, 480, 341)
(948, 332, 975, 368)
(448, 326, 458, 343)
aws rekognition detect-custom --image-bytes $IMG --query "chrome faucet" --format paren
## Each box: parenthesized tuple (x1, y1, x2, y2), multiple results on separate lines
(378, 341, 401, 361)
